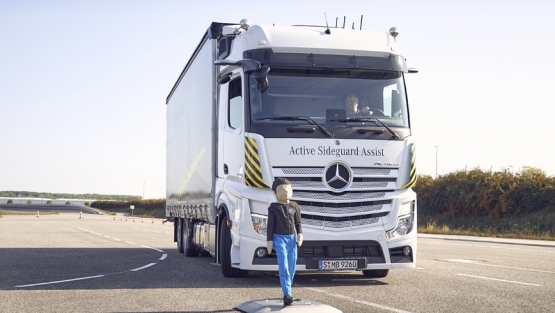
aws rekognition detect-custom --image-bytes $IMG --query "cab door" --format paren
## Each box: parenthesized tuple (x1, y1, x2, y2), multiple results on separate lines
(219, 71, 245, 182)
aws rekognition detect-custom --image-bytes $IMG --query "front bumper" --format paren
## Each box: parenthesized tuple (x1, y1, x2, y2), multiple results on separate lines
(233, 228, 417, 271)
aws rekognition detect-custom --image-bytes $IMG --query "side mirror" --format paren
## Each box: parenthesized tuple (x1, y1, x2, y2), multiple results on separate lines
(408, 67, 419, 73)
(252, 65, 270, 93)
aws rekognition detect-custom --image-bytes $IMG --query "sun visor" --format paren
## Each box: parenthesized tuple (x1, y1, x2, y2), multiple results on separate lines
(243, 48, 407, 72)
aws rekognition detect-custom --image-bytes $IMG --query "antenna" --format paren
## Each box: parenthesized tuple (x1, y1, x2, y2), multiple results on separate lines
(335, 17, 338, 28)
(324, 12, 331, 34)
(343, 16, 346, 29)
(360, 15, 363, 30)
(352, 22, 355, 29)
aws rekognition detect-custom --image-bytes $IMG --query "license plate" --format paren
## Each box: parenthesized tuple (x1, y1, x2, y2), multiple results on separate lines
(318, 260, 358, 270)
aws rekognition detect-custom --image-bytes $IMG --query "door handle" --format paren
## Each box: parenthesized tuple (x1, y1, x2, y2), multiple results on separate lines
(224, 164, 229, 175)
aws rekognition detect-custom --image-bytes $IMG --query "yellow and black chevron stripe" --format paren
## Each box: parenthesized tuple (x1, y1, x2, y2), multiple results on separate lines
(244, 137, 269, 188)
(402, 143, 417, 189)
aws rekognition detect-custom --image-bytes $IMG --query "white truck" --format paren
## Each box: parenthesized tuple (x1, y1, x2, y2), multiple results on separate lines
(165, 20, 417, 278)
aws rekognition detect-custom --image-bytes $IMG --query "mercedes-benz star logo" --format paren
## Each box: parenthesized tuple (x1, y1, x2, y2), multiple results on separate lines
(324, 163, 352, 191)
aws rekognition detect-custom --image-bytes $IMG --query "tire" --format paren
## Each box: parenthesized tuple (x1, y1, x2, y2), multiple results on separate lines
(220, 216, 248, 277)
(200, 250, 212, 257)
(362, 269, 389, 278)
(176, 218, 184, 253)
(182, 218, 198, 257)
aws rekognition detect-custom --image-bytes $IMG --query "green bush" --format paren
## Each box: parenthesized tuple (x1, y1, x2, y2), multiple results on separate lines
(27, 200, 32, 204)
(65, 201, 71, 205)
(414, 167, 555, 236)
(46, 200, 52, 205)
(7, 199, 13, 204)
(84, 202, 90, 207)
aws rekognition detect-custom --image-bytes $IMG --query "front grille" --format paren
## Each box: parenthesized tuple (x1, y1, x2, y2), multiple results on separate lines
(299, 204, 383, 215)
(351, 181, 388, 188)
(352, 168, 392, 175)
(281, 168, 324, 175)
(273, 166, 397, 231)
(290, 180, 389, 189)
(300, 241, 383, 258)
(302, 217, 381, 228)
(294, 191, 386, 201)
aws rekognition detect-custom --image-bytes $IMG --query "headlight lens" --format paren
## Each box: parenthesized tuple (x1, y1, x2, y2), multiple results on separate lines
(386, 213, 414, 239)
(251, 213, 268, 236)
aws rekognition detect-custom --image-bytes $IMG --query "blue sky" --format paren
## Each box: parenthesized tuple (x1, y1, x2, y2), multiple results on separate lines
(1, 0, 554, 198)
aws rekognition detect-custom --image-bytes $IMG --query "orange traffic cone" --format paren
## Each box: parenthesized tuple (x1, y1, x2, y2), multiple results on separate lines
(79, 211, 83, 219)
(36, 211, 40, 218)
(113, 216, 116, 221)
(151, 218, 154, 224)
(133, 218, 135, 222)
(141, 218, 144, 223)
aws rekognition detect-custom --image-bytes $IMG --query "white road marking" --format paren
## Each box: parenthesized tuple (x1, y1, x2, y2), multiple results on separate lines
(443, 259, 555, 274)
(419, 240, 555, 254)
(125, 241, 136, 245)
(130, 263, 156, 272)
(15, 275, 105, 288)
(303, 286, 412, 313)
(113, 238, 121, 241)
(456, 274, 542, 286)
(104, 235, 111, 238)
(159, 254, 167, 261)
(152, 231, 161, 233)
(140, 245, 164, 253)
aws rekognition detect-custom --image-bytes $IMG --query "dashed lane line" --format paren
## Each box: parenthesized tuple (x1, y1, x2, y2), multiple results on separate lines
(456, 274, 542, 286)
(140, 245, 164, 253)
(440, 259, 555, 274)
(130, 263, 156, 272)
(16, 275, 105, 288)
(303, 285, 412, 313)
(15, 228, 168, 288)
(419, 240, 555, 254)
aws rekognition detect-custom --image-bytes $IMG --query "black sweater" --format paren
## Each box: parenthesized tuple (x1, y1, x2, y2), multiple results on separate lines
(267, 201, 302, 241)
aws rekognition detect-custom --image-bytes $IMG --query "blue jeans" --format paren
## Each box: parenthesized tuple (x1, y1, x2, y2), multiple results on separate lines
(273, 234, 297, 297)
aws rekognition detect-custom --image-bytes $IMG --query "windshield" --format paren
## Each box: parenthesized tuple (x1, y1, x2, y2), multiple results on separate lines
(248, 67, 409, 139)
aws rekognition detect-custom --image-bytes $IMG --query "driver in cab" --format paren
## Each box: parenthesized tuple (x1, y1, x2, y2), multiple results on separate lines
(345, 94, 375, 117)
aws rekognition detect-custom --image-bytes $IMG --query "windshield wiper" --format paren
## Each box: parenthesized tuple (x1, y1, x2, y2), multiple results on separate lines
(257, 116, 334, 138)
(332, 117, 400, 139)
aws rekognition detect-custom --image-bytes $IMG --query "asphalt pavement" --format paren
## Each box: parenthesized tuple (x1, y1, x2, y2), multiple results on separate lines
(0, 214, 554, 313)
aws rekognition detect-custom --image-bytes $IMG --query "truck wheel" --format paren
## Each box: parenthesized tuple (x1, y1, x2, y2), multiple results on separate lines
(220, 216, 248, 277)
(176, 218, 184, 253)
(182, 218, 198, 257)
(362, 269, 389, 278)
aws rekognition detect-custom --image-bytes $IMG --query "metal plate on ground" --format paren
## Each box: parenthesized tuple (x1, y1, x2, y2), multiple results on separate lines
(235, 298, 342, 313)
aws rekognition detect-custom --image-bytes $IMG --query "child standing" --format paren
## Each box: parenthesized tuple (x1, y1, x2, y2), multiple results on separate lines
(266, 178, 303, 306)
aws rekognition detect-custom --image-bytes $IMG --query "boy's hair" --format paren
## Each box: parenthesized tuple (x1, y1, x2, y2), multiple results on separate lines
(272, 178, 291, 192)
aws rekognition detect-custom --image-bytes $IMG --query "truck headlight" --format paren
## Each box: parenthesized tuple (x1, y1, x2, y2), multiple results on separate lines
(251, 213, 268, 236)
(386, 213, 414, 239)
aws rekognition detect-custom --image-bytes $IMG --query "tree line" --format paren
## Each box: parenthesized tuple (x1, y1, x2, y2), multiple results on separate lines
(0, 191, 141, 201)
(91, 199, 166, 218)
